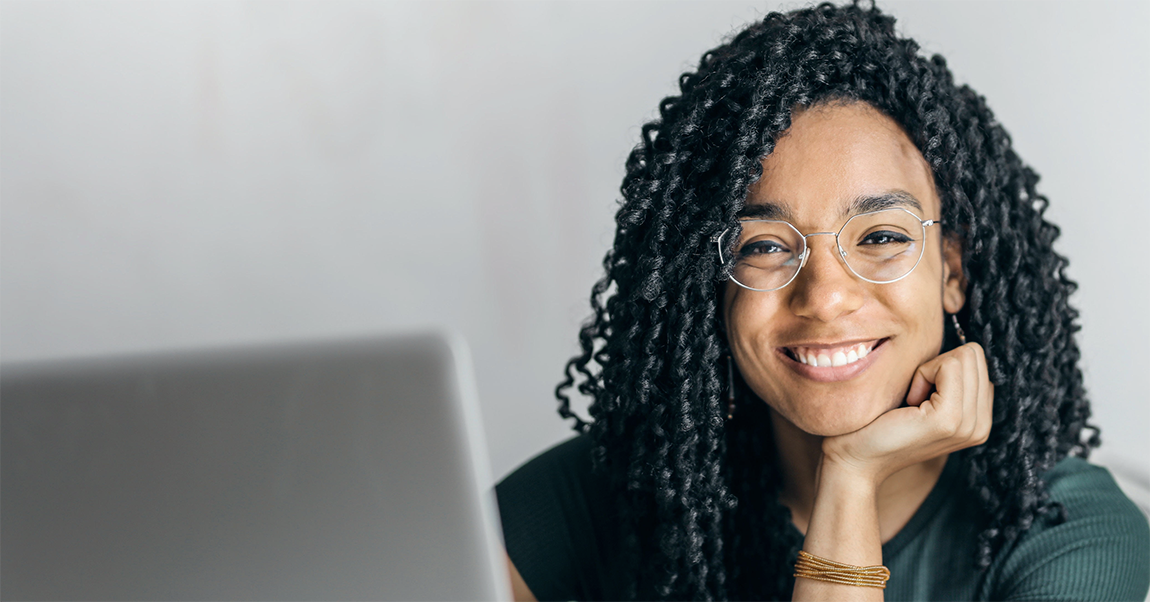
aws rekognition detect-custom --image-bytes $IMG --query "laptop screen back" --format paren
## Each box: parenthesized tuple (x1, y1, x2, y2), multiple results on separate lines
(1, 332, 509, 601)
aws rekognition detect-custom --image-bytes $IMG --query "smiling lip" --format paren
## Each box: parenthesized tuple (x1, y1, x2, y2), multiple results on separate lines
(777, 338, 888, 383)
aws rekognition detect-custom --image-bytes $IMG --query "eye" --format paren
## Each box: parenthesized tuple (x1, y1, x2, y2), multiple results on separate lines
(739, 239, 791, 257)
(860, 230, 912, 245)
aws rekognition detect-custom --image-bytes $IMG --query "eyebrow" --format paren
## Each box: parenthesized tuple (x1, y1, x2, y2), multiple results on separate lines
(847, 190, 924, 216)
(736, 201, 794, 221)
(737, 190, 925, 221)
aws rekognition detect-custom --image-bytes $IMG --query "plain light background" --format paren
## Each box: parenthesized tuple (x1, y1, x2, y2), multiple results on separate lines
(2, 0, 1147, 487)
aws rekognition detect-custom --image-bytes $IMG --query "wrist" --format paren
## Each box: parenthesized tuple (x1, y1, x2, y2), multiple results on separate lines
(817, 453, 884, 496)
(802, 456, 883, 570)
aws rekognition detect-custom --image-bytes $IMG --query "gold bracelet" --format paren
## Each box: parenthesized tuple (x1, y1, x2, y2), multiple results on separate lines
(793, 550, 890, 589)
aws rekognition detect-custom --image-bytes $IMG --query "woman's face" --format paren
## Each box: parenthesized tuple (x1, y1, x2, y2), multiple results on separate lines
(722, 102, 966, 437)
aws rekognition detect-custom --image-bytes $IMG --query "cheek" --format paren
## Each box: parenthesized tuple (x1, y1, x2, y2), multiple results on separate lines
(723, 284, 778, 345)
(722, 288, 763, 374)
(722, 282, 751, 342)
(892, 287, 938, 323)
(721, 281, 738, 331)
(882, 275, 946, 353)
(722, 288, 793, 395)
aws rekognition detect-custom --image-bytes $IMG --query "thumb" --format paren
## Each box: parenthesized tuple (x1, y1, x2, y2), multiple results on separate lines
(905, 357, 944, 407)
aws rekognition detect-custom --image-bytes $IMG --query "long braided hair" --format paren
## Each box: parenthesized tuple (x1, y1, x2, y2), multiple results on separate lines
(554, 2, 1098, 599)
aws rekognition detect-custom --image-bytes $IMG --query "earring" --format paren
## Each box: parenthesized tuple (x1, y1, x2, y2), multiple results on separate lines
(951, 314, 967, 346)
(726, 355, 736, 420)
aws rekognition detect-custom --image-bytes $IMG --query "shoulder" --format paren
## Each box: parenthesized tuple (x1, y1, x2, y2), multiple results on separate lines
(495, 434, 622, 601)
(1041, 457, 1150, 555)
(499, 434, 597, 488)
(988, 456, 1150, 601)
(497, 435, 607, 521)
(1045, 457, 1146, 514)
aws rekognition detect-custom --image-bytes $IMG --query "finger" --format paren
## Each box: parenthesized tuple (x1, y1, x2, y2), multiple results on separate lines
(928, 354, 966, 433)
(905, 365, 934, 407)
(952, 343, 991, 448)
(959, 343, 988, 445)
(904, 352, 949, 407)
(910, 356, 966, 435)
(958, 344, 981, 439)
(904, 352, 955, 408)
(972, 343, 993, 444)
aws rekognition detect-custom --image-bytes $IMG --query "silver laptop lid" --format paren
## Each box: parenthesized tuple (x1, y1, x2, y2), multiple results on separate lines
(1, 331, 510, 601)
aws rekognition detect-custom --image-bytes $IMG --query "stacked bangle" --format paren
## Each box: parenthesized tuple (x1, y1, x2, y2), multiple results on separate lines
(793, 550, 891, 589)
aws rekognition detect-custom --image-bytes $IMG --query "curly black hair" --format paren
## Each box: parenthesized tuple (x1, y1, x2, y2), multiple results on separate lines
(553, 1, 1099, 600)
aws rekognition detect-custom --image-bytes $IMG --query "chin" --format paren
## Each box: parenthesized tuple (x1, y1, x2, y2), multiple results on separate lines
(796, 417, 869, 437)
(787, 395, 896, 437)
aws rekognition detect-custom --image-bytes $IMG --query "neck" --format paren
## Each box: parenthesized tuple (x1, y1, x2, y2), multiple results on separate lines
(768, 407, 948, 543)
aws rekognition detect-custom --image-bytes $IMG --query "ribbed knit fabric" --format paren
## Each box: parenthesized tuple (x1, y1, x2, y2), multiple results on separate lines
(496, 435, 1150, 601)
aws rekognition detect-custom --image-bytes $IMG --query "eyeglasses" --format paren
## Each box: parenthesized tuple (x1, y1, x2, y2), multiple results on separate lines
(716, 207, 943, 292)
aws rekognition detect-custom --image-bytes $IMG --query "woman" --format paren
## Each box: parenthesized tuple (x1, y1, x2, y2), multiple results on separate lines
(496, 2, 1150, 600)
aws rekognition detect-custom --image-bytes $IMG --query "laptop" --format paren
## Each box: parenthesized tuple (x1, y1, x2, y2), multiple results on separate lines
(1, 331, 511, 601)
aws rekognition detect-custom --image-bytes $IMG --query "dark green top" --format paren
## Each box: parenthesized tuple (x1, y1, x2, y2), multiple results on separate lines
(496, 435, 1150, 601)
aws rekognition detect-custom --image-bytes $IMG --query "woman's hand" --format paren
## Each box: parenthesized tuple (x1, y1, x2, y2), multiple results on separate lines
(791, 343, 994, 601)
(820, 342, 995, 487)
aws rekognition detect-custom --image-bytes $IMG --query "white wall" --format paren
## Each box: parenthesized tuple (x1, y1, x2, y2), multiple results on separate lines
(2, 0, 1146, 485)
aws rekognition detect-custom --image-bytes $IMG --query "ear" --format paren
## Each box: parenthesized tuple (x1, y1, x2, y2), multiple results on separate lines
(942, 235, 966, 314)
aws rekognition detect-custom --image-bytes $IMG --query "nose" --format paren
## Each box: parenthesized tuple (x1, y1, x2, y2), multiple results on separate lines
(787, 233, 865, 322)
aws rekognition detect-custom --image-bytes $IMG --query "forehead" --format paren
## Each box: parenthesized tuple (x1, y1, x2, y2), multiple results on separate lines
(742, 102, 939, 223)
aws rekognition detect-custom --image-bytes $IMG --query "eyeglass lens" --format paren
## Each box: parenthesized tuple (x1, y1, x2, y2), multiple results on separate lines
(725, 208, 926, 291)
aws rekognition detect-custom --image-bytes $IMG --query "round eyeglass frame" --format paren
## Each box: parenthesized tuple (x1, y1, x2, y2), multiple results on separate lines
(715, 207, 944, 292)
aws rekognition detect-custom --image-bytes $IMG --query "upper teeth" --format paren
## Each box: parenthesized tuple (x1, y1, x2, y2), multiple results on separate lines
(791, 342, 875, 367)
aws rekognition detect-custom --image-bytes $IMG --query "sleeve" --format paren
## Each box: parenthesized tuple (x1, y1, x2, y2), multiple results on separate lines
(494, 435, 619, 602)
(989, 458, 1150, 602)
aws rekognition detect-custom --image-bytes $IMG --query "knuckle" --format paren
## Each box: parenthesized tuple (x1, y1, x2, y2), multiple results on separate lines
(933, 417, 960, 439)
